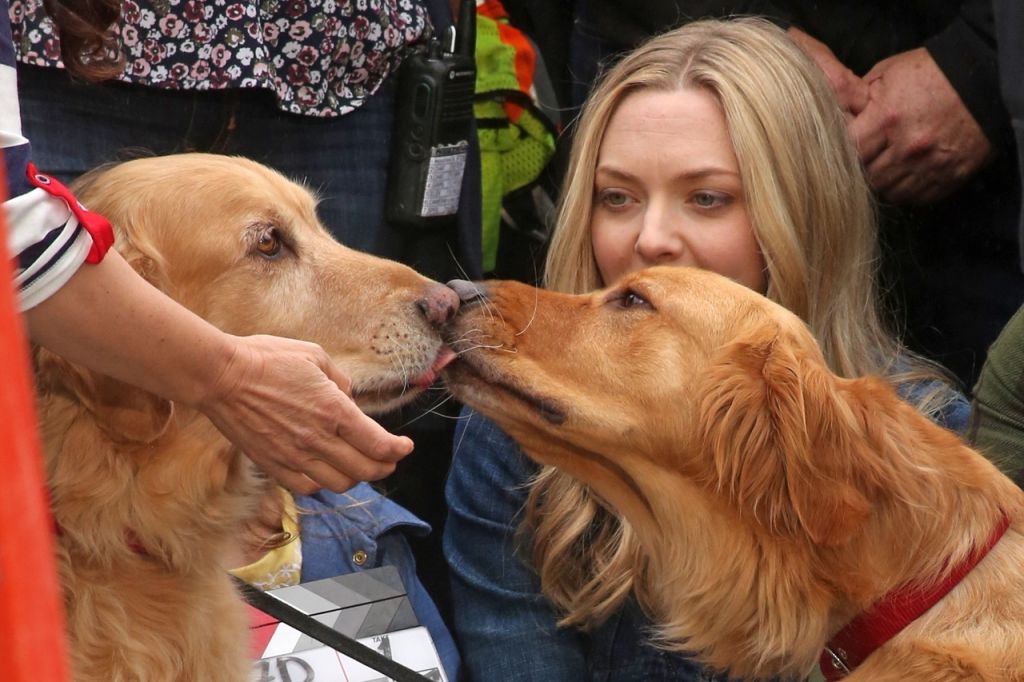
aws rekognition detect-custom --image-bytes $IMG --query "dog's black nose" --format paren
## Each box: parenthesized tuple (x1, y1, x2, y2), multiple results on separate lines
(417, 282, 460, 326)
(446, 279, 487, 305)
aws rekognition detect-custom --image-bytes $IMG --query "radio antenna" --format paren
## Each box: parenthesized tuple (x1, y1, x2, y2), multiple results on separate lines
(455, 0, 476, 58)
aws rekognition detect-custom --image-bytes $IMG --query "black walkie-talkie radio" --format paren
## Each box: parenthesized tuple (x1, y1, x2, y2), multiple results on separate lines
(386, 0, 476, 226)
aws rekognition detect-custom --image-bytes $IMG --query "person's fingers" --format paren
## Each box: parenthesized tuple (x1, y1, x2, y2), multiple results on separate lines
(256, 459, 322, 497)
(864, 146, 903, 193)
(848, 104, 887, 165)
(867, 151, 944, 204)
(841, 80, 869, 117)
(882, 176, 922, 205)
(831, 69, 868, 115)
(862, 61, 887, 84)
(312, 346, 413, 461)
(295, 340, 412, 461)
(786, 26, 866, 115)
(240, 420, 400, 493)
(335, 396, 415, 462)
(883, 172, 947, 206)
(300, 456, 393, 493)
(317, 352, 354, 395)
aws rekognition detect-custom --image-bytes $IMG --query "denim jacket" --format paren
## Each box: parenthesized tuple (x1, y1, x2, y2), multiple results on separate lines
(297, 484, 461, 680)
(443, 387, 970, 681)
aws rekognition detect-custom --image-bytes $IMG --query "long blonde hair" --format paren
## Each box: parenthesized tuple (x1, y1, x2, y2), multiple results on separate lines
(528, 17, 956, 628)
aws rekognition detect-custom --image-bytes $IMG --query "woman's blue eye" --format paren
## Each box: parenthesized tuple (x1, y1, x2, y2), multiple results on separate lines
(598, 190, 630, 207)
(692, 188, 733, 206)
(693, 191, 729, 209)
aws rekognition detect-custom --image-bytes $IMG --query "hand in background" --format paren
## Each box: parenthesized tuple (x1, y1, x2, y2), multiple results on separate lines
(849, 47, 993, 205)
(787, 27, 868, 117)
(198, 334, 414, 495)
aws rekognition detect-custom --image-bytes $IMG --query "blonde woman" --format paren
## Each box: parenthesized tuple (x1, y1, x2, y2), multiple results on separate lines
(443, 18, 968, 681)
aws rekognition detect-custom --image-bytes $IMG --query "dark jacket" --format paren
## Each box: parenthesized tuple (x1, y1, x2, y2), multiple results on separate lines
(580, 0, 1010, 152)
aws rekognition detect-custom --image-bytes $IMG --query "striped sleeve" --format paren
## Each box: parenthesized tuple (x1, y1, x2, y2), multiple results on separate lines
(2, 0, 113, 311)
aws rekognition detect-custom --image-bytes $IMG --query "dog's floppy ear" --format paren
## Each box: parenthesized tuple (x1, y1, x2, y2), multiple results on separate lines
(71, 162, 171, 295)
(33, 166, 174, 443)
(697, 323, 871, 546)
(34, 347, 175, 444)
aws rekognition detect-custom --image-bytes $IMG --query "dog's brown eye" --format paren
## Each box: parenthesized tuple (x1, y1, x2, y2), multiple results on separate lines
(619, 290, 650, 309)
(256, 231, 282, 257)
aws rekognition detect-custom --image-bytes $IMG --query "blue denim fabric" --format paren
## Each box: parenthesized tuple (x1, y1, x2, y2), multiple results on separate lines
(444, 379, 971, 682)
(298, 484, 461, 681)
(896, 379, 971, 435)
(443, 413, 721, 682)
(16, 64, 404, 256)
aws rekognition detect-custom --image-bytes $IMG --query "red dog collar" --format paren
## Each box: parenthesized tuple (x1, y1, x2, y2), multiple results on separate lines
(820, 513, 1011, 680)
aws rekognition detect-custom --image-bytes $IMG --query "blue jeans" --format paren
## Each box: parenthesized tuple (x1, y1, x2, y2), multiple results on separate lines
(19, 63, 401, 256)
(17, 62, 481, 276)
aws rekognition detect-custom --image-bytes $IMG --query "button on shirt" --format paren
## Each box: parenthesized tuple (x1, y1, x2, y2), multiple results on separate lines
(296, 483, 461, 680)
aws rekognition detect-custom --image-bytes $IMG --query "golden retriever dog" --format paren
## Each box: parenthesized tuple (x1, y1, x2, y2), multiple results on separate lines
(33, 153, 458, 681)
(443, 266, 1024, 681)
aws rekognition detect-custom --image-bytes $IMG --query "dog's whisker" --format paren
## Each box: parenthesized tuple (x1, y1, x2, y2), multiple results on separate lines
(450, 409, 475, 458)
(446, 245, 471, 283)
(48, 153, 493, 681)
(472, 288, 504, 328)
(455, 342, 505, 354)
(399, 393, 461, 428)
(392, 354, 411, 399)
(514, 284, 540, 337)
(454, 327, 485, 340)
(487, 297, 509, 329)
(456, 334, 497, 348)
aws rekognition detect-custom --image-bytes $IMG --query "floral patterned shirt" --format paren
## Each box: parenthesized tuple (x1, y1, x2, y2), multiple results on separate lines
(9, 0, 431, 117)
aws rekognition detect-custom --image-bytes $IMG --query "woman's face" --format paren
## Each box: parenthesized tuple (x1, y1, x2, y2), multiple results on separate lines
(590, 87, 767, 293)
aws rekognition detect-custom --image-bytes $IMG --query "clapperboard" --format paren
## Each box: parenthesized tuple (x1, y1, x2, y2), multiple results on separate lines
(248, 566, 447, 682)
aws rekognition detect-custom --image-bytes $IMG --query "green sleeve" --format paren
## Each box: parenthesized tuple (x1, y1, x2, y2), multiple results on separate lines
(969, 305, 1024, 486)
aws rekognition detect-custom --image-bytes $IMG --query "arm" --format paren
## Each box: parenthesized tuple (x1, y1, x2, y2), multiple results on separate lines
(443, 411, 588, 680)
(23, 251, 412, 493)
(969, 305, 1024, 486)
(3, 0, 411, 492)
(3, 0, 411, 493)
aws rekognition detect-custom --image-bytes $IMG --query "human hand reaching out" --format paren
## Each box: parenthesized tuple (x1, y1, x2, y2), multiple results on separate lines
(26, 251, 413, 496)
(848, 47, 993, 205)
(196, 334, 414, 495)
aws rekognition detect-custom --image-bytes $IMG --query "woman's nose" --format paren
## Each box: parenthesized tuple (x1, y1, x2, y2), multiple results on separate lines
(634, 204, 686, 264)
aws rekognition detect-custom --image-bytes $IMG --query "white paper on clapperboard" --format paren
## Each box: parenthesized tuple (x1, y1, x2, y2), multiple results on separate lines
(251, 625, 447, 682)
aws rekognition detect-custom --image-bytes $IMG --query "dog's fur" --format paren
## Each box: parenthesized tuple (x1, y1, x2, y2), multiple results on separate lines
(444, 266, 1024, 681)
(34, 154, 456, 681)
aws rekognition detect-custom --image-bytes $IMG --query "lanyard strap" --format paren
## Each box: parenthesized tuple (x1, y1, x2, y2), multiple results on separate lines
(234, 576, 433, 682)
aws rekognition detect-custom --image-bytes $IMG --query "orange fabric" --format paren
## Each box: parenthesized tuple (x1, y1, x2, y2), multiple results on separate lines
(478, 0, 536, 123)
(0, 156, 71, 682)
